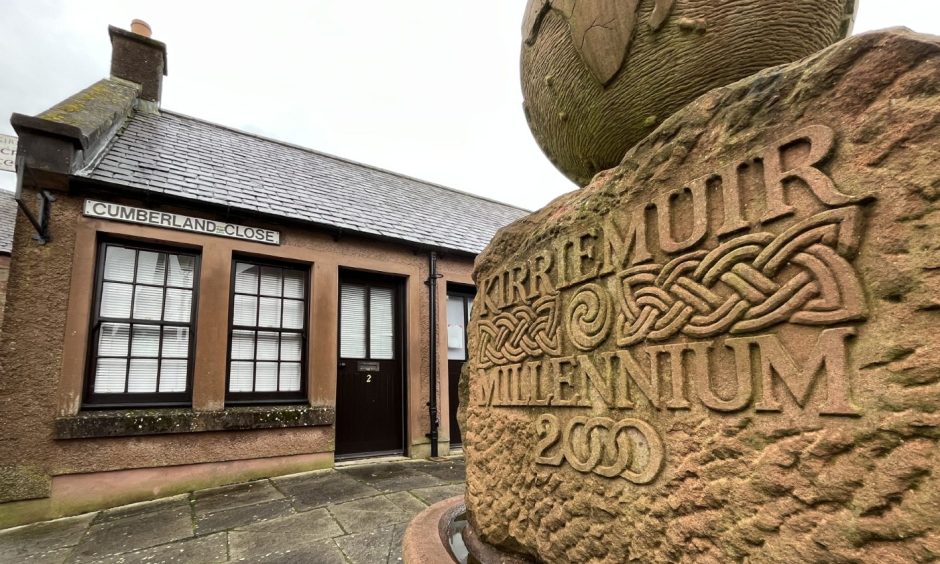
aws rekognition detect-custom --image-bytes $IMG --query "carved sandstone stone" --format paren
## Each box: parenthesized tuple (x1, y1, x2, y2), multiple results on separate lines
(521, 0, 857, 186)
(464, 29, 940, 562)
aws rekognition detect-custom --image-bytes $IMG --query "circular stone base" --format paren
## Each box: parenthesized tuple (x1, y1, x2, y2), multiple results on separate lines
(402, 496, 534, 564)
(402, 495, 464, 564)
(461, 522, 534, 564)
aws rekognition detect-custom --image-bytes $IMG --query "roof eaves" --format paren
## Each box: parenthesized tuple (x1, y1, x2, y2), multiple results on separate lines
(74, 175, 485, 256)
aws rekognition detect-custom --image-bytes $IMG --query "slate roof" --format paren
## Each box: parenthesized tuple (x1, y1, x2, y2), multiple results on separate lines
(0, 190, 17, 254)
(84, 110, 529, 254)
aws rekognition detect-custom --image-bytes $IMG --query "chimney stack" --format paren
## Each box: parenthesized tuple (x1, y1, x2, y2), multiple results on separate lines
(109, 20, 167, 104)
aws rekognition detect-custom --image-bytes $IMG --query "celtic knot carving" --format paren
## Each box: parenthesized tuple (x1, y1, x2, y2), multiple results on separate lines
(478, 294, 561, 368)
(615, 207, 867, 346)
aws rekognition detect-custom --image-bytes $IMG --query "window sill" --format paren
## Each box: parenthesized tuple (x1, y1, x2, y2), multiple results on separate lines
(54, 405, 335, 439)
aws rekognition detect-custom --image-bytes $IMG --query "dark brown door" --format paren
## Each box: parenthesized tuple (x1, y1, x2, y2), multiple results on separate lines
(336, 272, 405, 458)
(446, 286, 474, 446)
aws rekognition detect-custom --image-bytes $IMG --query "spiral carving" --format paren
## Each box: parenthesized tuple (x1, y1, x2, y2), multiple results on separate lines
(565, 282, 612, 351)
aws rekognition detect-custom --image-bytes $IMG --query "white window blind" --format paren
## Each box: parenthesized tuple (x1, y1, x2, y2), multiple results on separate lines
(447, 295, 467, 360)
(91, 243, 197, 397)
(340, 283, 396, 360)
(340, 284, 367, 358)
(369, 287, 394, 360)
(229, 261, 307, 395)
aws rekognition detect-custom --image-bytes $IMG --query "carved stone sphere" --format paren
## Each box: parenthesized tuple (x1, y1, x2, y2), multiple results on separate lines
(521, 0, 857, 186)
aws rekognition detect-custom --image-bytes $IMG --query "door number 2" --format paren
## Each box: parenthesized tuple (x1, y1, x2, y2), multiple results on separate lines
(365, 374, 372, 383)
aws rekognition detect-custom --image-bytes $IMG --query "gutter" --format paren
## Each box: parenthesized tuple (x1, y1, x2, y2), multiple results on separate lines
(72, 176, 485, 258)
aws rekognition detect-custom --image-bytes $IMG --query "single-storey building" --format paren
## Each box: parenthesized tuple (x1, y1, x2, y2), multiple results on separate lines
(0, 22, 527, 527)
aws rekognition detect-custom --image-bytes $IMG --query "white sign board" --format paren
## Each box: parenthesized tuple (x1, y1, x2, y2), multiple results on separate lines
(0, 135, 16, 173)
(83, 200, 281, 245)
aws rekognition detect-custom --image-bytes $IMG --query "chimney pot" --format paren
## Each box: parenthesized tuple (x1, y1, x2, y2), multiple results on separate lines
(130, 19, 152, 38)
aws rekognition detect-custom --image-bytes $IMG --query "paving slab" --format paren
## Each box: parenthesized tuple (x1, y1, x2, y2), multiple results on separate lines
(229, 537, 347, 563)
(87, 532, 228, 564)
(408, 459, 466, 482)
(388, 522, 408, 563)
(0, 457, 465, 563)
(409, 483, 465, 506)
(228, 508, 345, 563)
(196, 497, 294, 536)
(10, 547, 72, 564)
(231, 507, 343, 541)
(384, 490, 428, 517)
(273, 470, 381, 510)
(71, 505, 194, 562)
(334, 524, 399, 564)
(193, 480, 284, 516)
(338, 463, 444, 493)
(329, 495, 414, 534)
(94, 495, 190, 524)
(0, 513, 96, 563)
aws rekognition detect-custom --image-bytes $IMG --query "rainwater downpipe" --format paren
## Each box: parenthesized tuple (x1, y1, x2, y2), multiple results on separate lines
(425, 250, 442, 458)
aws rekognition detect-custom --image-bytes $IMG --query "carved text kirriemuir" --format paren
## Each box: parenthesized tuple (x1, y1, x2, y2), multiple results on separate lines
(471, 125, 870, 484)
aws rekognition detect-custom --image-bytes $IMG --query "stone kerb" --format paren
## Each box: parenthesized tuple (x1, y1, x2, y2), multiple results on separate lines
(463, 29, 940, 563)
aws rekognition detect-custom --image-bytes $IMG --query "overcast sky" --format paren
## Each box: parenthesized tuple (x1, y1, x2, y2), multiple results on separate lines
(1, 1, 937, 209)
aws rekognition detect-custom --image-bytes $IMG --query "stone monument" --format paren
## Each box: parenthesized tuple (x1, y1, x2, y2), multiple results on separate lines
(458, 3, 940, 562)
(522, 0, 858, 185)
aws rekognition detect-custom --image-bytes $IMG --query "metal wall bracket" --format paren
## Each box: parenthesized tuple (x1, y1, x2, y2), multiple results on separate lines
(14, 155, 56, 244)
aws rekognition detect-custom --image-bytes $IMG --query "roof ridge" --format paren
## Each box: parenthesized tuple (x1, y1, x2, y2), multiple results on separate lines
(158, 109, 532, 213)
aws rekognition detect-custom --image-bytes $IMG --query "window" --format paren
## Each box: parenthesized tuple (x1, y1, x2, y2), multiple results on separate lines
(447, 292, 473, 361)
(86, 241, 199, 407)
(340, 283, 395, 360)
(227, 260, 308, 403)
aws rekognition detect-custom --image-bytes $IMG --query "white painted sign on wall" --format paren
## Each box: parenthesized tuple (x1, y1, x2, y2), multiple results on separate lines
(0, 135, 16, 173)
(83, 200, 281, 245)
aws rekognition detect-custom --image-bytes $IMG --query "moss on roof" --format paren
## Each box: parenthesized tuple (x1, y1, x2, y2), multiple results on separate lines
(38, 79, 139, 144)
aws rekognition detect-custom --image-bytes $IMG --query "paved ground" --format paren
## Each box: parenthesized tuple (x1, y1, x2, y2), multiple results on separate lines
(0, 457, 465, 564)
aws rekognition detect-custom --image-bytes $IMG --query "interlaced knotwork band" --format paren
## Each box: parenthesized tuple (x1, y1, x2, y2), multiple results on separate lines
(615, 207, 866, 346)
(478, 294, 561, 368)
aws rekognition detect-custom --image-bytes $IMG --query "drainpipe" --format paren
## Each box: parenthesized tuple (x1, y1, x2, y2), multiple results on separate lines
(425, 251, 442, 458)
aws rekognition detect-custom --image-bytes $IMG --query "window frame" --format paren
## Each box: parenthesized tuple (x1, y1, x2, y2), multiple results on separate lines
(83, 238, 201, 409)
(446, 284, 474, 362)
(338, 277, 400, 362)
(225, 256, 310, 405)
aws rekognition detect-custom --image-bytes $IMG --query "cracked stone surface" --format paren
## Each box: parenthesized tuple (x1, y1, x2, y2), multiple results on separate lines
(0, 457, 465, 564)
